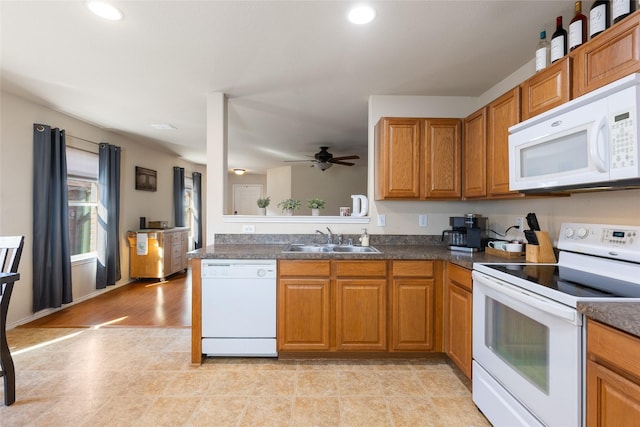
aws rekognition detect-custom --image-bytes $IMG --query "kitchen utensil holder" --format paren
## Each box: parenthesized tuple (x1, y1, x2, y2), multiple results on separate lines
(525, 231, 556, 263)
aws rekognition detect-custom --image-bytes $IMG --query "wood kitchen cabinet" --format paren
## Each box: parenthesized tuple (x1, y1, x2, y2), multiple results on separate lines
(487, 86, 521, 197)
(463, 108, 487, 198)
(277, 260, 331, 351)
(463, 87, 522, 199)
(572, 10, 640, 98)
(444, 262, 473, 379)
(389, 260, 442, 352)
(127, 227, 189, 280)
(334, 261, 387, 351)
(586, 319, 640, 426)
(375, 117, 462, 200)
(521, 57, 571, 121)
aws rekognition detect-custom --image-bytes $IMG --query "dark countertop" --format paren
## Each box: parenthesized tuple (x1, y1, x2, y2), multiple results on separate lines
(578, 302, 640, 338)
(187, 242, 523, 270)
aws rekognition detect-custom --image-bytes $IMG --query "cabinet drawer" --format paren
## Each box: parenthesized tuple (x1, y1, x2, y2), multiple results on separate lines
(335, 260, 387, 277)
(447, 263, 472, 292)
(278, 260, 331, 277)
(392, 260, 434, 277)
(588, 319, 640, 380)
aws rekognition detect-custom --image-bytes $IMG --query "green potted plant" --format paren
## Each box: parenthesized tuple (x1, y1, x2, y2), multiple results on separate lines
(256, 196, 270, 215)
(277, 198, 301, 215)
(307, 197, 325, 216)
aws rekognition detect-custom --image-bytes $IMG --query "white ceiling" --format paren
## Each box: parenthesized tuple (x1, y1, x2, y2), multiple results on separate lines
(1, 0, 573, 173)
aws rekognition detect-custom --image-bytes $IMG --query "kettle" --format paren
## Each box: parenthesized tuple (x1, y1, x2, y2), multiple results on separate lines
(351, 195, 368, 217)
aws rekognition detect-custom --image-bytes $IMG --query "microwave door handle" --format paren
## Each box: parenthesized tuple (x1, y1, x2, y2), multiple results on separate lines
(591, 117, 609, 173)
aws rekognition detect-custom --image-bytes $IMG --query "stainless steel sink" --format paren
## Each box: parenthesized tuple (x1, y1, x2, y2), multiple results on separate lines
(283, 244, 381, 254)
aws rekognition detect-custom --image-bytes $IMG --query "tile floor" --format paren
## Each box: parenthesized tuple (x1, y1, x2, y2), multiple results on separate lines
(1, 327, 491, 426)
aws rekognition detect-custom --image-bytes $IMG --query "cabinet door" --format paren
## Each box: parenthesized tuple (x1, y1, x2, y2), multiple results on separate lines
(444, 263, 472, 379)
(390, 278, 436, 351)
(423, 119, 462, 199)
(587, 359, 640, 427)
(335, 278, 387, 351)
(572, 12, 640, 98)
(277, 278, 331, 351)
(375, 118, 421, 199)
(521, 57, 571, 121)
(463, 108, 487, 198)
(487, 87, 521, 197)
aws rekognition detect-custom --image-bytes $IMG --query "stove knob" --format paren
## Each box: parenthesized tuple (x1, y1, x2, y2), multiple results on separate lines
(565, 228, 575, 238)
(577, 227, 588, 239)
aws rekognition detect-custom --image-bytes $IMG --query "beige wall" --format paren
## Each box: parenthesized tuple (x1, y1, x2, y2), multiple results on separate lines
(0, 91, 206, 327)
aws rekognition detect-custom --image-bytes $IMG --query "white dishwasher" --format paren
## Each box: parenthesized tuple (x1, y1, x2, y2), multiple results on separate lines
(201, 259, 277, 357)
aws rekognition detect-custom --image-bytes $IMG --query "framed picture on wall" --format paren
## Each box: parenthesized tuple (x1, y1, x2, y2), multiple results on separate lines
(135, 166, 157, 191)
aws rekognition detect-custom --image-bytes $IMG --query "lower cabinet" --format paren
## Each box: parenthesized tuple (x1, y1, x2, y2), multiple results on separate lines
(277, 259, 442, 354)
(277, 260, 331, 351)
(586, 319, 640, 426)
(444, 262, 473, 379)
(390, 260, 442, 352)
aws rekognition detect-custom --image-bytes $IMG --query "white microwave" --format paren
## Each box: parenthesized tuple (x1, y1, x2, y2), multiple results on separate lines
(509, 74, 640, 192)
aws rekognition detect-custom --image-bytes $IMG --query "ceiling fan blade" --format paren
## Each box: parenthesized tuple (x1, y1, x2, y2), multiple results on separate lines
(331, 155, 359, 161)
(330, 160, 355, 166)
(284, 159, 314, 163)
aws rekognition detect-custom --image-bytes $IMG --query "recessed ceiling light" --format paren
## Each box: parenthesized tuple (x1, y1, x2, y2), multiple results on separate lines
(85, 1, 123, 21)
(150, 123, 177, 130)
(348, 5, 376, 25)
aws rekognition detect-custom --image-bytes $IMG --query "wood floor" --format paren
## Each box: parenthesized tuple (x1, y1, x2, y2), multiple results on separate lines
(21, 271, 191, 328)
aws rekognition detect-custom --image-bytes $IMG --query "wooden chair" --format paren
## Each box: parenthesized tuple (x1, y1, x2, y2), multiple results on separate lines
(0, 236, 24, 406)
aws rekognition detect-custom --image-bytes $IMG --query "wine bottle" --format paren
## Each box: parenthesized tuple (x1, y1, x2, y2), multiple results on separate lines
(535, 30, 550, 72)
(551, 16, 567, 63)
(590, 0, 610, 38)
(569, 1, 588, 51)
(612, 0, 636, 24)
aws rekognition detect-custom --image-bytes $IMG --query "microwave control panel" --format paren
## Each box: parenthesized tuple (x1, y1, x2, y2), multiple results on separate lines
(610, 109, 636, 170)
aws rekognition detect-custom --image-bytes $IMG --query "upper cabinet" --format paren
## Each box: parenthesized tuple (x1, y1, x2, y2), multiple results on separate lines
(462, 108, 487, 198)
(487, 87, 521, 197)
(572, 11, 640, 98)
(375, 117, 461, 200)
(521, 57, 571, 121)
(463, 87, 522, 199)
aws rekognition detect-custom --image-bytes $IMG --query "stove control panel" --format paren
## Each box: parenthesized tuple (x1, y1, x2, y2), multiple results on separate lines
(558, 223, 640, 263)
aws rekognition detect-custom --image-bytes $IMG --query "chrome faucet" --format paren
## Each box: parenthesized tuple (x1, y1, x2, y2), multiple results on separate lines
(326, 227, 333, 244)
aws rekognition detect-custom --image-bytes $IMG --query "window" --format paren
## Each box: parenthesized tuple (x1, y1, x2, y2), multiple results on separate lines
(184, 176, 194, 250)
(66, 147, 99, 260)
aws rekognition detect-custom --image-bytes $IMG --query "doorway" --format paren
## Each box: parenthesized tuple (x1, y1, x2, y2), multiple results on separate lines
(232, 184, 263, 215)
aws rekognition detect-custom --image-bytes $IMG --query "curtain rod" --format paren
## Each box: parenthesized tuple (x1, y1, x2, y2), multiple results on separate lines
(67, 134, 100, 146)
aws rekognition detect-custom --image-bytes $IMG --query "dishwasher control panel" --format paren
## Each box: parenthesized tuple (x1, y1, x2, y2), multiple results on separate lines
(201, 260, 277, 279)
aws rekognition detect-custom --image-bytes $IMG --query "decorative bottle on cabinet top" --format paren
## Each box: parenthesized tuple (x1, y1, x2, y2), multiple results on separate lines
(569, 1, 588, 51)
(535, 30, 550, 72)
(551, 16, 568, 62)
(590, 0, 610, 38)
(612, 0, 636, 24)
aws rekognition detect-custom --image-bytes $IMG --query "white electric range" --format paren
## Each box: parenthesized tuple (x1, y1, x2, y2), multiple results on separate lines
(472, 222, 640, 427)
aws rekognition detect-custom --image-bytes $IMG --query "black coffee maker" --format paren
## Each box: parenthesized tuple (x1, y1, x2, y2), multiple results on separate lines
(441, 214, 488, 252)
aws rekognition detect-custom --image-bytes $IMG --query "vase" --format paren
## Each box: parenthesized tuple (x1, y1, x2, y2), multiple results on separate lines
(312, 208, 320, 216)
(284, 209, 294, 216)
(258, 207, 266, 215)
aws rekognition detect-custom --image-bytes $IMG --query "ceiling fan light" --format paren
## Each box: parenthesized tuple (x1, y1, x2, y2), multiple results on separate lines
(314, 162, 332, 171)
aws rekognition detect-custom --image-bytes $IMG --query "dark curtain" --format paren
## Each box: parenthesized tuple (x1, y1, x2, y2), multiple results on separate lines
(32, 124, 73, 311)
(173, 167, 185, 227)
(96, 143, 121, 289)
(192, 171, 203, 249)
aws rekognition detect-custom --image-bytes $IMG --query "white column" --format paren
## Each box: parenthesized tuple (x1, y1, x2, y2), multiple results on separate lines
(206, 92, 226, 245)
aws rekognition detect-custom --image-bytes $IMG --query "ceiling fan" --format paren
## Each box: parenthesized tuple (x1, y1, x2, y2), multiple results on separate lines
(285, 146, 359, 171)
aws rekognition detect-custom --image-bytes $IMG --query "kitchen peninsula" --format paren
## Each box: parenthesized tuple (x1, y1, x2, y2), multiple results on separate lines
(188, 234, 517, 368)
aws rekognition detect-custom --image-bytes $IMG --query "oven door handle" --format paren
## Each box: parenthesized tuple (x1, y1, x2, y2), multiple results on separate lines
(475, 273, 581, 325)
